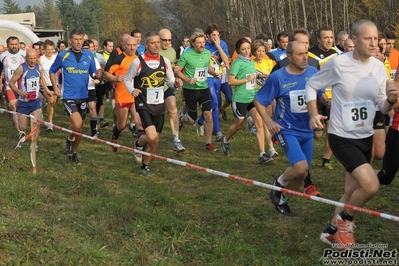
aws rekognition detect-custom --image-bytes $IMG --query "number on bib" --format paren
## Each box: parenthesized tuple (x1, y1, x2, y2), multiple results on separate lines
(341, 101, 375, 131)
(194, 68, 207, 82)
(289, 90, 307, 113)
(245, 73, 256, 90)
(147, 87, 164, 105)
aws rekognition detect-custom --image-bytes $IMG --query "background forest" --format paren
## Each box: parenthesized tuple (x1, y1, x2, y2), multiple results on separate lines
(2, 0, 399, 54)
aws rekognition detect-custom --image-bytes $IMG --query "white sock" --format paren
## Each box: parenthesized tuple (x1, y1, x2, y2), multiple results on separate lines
(111, 99, 115, 109)
(277, 175, 286, 187)
(173, 132, 179, 141)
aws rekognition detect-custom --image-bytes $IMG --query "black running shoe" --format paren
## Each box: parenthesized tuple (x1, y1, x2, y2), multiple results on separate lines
(68, 153, 80, 164)
(275, 202, 295, 216)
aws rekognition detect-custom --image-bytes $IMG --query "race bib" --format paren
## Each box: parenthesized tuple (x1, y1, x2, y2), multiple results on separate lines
(289, 90, 308, 113)
(194, 67, 207, 82)
(245, 73, 256, 90)
(390, 70, 396, 80)
(6, 68, 16, 79)
(27, 77, 40, 93)
(341, 101, 375, 131)
(146, 87, 164, 105)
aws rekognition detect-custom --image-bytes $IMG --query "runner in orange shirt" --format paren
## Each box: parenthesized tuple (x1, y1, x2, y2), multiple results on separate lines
(104, 36, 139, 152)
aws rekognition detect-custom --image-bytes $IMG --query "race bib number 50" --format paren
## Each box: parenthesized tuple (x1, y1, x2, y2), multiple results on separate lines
(341, 100, 375, 131)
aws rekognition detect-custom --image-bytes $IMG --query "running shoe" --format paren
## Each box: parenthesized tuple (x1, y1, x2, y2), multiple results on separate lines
(195, 120, 204, 137)
(140, 166, 154, 176)
(268, 148, 279, 158)
(173, 140, 186, 152)
(214, 132, 223, 142)
(134, 140, 143, 163)
(111, 138, 118, 152)
(129, 124, 138, 137)
(65, 137, 74, 155)
(322, 162, 334, 170)
(19, 131, 26, 140)
(270, 176, 283, 206)
(335, 214, 356, 250)
(221, 111, 227, 121)
(304, 184, 321, 196)
(206, 143, 217, 152)
(275, 202, 295, 216)
(100, 119, 109, 128)
(221, 137, 230, 156)
(259, 153, 273, 163)
(246, 116, 253, 133)
(29, 144, 39, 153)
(320, 232, 337, 247)
(68, 153, 80, 164)
(47, 125, 53, 131)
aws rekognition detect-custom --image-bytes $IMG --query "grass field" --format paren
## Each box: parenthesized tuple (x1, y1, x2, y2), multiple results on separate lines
(0, 96, 398, 265)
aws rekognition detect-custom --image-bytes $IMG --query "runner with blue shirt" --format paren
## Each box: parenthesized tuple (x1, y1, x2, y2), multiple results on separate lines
(254, 41, 318, 216)
(50, 29, 102, 163)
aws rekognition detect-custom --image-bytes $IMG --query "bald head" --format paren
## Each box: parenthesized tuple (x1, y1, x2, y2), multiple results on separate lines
(159, 28, 172, 50)
(344, 39, 355, 52)
(26, 49, 38, 67)
(124, 36, 138, 56)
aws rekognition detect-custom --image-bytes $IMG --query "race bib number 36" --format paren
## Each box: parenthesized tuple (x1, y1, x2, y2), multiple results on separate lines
(147, 87, 164, 105)
(194, 67, 207, 82)
(341, 100, 375, 131)
(289, 90, 307, 113)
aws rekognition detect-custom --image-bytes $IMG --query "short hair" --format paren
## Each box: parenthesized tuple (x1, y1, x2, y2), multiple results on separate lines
(130, 29, 141, 36)
(86, 39, 94, 45)
(290, 28, 310, 41)
(189, 31, 206, 44)
(277, 32, 289, 41)
(255, 33, 270, 41)
(143, 31, 159, 43)
(336, 31, 348, 40)
(205, 23, 221, 36)
(251, 39, 266, 56)
(378, 32, 387, 42)
(43, 39, 55, 49)
(351, 20, 376, 37)
(19, 42, 25, 45)
(103, 39, 113, 47)
(32, 42, 40, 48)
(69, 29, 85, 39)
(384, 30, 396, 40)
(57, 39, 68, 49)
(235, 37, 251, 53)
(316, 26, 333, 38)
(6, 36, 19, 44)
(286, 42, 294, 56)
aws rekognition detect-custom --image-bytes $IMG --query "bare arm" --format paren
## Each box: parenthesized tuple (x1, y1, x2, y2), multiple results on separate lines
(9, 66, 26, 98)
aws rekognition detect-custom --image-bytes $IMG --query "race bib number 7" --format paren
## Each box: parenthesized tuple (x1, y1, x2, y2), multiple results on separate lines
(341, 101, 375, 131)
(147, 87, 164, 105)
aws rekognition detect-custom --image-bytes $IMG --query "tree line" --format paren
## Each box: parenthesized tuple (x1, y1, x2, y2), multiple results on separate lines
(2, 0, 399, 52)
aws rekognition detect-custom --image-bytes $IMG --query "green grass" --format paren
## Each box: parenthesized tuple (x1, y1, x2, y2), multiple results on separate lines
(0, 96, 398, 265)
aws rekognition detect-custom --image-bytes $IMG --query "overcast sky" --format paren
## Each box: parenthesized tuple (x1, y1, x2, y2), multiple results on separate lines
(13, 0, 81, 9)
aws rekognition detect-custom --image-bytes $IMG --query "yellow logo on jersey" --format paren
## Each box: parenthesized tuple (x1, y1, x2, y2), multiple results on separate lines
(140, 70, 165, 88)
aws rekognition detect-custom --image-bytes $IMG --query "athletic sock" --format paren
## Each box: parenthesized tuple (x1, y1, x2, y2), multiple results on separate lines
(323, 224, 337, 234)
(141, 163, 148, 170)
(304, 171, 312, 187)
(172, 132, 179, 141)
(112, 124, 122, 140)
(340, 210, 354, 221)
(277, 175, 286, 187)
(90, 118, 97, 135)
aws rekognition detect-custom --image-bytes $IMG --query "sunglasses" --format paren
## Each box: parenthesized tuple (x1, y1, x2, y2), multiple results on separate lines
(161, 38, 172, 42)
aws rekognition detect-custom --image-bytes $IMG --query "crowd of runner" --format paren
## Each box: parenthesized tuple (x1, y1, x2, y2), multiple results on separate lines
(1, 19, 399, 252)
